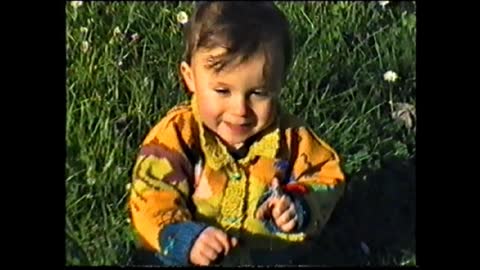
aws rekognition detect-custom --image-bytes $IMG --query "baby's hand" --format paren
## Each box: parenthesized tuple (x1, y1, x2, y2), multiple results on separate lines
(189, 226, 238, 266)
(256, 178, 298, 233)
(270, 194, 297, 232)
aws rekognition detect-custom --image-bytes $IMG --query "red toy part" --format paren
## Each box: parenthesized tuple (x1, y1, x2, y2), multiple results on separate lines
(282, 183, 309, 195)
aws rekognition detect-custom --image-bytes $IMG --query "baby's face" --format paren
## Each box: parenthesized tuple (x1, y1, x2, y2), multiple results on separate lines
(181, 47, 283, 149)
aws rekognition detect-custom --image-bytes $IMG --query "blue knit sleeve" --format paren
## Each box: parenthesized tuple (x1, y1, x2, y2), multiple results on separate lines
(291, 195, 310, 232)
(156, 221, 209, 266)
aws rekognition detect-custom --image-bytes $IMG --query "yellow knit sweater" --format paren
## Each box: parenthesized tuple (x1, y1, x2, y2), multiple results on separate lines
(128, 95, 346, 265)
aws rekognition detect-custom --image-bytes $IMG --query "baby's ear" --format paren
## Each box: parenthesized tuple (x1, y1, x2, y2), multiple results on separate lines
(180, 61, 195, 93)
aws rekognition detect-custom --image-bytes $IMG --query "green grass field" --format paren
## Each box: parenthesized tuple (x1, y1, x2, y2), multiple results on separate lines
(66, 1, 416, 266)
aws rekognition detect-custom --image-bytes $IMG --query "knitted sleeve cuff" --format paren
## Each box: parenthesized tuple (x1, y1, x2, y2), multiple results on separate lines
(292, 195, 310, 232)
(156, 221, 208, 266)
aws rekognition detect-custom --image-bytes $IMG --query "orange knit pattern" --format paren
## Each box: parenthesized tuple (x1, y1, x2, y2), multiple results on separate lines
(128, 96, 346, 259)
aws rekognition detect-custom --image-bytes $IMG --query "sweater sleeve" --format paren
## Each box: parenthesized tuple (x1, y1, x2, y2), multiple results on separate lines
(128, 109, 207, 265)
(286, 126, 346, 238)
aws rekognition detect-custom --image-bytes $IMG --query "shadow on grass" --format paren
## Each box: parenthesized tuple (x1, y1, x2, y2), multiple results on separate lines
(128, 156, 415, 266)
(297, 156, 416, 266)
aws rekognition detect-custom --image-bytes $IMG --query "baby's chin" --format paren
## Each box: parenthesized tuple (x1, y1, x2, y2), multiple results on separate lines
(232, 142, 244, 149)
(223, 138, 246, 149)
(223, 136, 249, 150)
(217, 131, 251, 149)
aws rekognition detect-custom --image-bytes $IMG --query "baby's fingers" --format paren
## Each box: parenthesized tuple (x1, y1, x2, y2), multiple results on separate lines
(212, 230, 231, 255)
(200, 244, 219, 262)
(279, 215, 297, 232)
(256, 200, 273, 220)
(276, 203, 296, 225)
(272, 195, 291, 219)
(230, 237, 238, 248)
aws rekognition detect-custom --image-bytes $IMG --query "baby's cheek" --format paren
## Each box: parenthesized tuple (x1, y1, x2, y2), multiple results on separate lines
(199, 100, 220, 126)
(256, 102, 276, 127)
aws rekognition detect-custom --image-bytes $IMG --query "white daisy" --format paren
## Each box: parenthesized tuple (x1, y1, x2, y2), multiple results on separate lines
(383, 70, 399, 82)
(177, 11, 188, 25)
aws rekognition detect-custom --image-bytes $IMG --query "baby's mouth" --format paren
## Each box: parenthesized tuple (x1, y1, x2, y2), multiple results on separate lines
(224, 122, 253, 134)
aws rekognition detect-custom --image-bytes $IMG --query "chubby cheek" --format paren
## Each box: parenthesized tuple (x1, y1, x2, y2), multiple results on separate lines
(197, 95, 222, 128)
(255, 101, 276, 129)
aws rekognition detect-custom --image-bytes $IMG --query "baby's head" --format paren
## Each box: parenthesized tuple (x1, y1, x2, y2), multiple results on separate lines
(180, 1, 292, 149)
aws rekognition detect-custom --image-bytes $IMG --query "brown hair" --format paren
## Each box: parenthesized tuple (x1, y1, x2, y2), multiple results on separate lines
(181, 1, 293, 82)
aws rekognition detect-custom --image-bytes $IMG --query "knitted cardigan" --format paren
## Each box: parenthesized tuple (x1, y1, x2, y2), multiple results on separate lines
(128, 94, 346, 265)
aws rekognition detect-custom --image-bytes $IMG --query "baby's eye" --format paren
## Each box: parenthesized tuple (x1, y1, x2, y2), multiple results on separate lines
(252, 89, 269, 97)
(214, 88, 230, 95)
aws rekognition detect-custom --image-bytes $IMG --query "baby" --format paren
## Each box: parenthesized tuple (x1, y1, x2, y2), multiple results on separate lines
(129, 2, 346, 266)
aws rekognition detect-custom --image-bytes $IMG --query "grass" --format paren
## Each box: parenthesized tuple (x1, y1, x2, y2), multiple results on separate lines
(66, 1, 416, 266)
